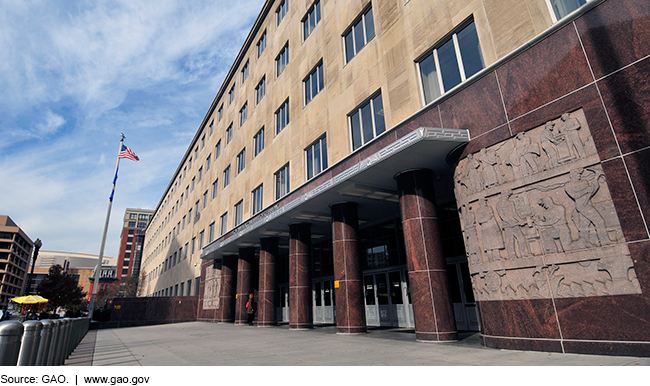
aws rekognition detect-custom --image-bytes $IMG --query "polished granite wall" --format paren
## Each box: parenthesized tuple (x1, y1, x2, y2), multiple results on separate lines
(107, 296, 199, 328)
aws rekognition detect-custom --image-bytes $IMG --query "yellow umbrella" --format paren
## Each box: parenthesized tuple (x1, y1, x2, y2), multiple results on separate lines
(10, 295, 49, 304)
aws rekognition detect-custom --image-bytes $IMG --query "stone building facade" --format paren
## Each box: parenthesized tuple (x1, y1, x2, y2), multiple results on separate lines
(142, 0, 650, 356)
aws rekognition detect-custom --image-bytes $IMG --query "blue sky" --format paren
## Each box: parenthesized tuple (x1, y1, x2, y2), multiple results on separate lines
(0, 0, 265, 257)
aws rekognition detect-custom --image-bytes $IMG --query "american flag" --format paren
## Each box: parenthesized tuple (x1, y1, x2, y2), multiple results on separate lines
(118, 145, 139, 161)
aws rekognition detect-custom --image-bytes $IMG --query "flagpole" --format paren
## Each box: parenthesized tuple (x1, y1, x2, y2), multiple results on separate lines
(89, 133, 125, 321)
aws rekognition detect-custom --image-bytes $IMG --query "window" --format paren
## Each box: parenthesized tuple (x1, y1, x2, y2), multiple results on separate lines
(130, 213, 137, 220)
(229, 85, 235, 104)
(195, 147, 198, 160)
(201, 134, 205, 149)
(198, 167, 203, 182)
(215, 140, 221, 158)
(241, 60, 249, 83)
(306, 135, 328, 180)
(547, 0, 589, 21)
(209, 222, 215, 243)
(206, 154, 211, 171)
(257, 31, 266, 57)
(303, 1, 321, 40)
(191, 177, 195, 191)
(304, 61, 324, 105)
(137, 222, 146, 228)
(418, 20, 484, 104)
(188, 208, 192, 223)
(236, 148, 246, 174)
(220, 213, 228, 236)
(189, 157, 192, 169)
(344, 7, 375, 63)
(275, 163, 290, 199)
(252, 185, 263, 215)
(191, 237, 196, 254)
(255, 76, 266, 104)
(138, 214, 148, 221)
(234, 200, 244, 227)
(209, 122, 213, 136)
(276, 0, 288, 25)
(199, 230, 204, 249)
(218, 105, 223, 121)
(239, 102, 248, 126)
(276, 43, 289, 77)
(223, 166, 231, 188)
(182, 215, 186, 229)
(253, 127, 265, 157)
(212, 179, 219, 199)
(226, 124, 233, 144)
(275, 99, 290, 135)
(349, 92, 386, 150)
(195, 200, 200, 214)
(203, 190, 208, 209)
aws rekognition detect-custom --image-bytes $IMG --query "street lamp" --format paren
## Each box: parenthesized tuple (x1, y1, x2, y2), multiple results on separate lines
(25, 238, 42, 295)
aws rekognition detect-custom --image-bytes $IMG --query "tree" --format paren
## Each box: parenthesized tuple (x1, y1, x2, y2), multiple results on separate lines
(36, 264, 87, 310)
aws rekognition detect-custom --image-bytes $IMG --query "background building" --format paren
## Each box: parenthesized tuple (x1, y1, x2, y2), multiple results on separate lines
(0, 215, 33, 308)
(141, 0, 650, 356)
(116, 208, 153, 281)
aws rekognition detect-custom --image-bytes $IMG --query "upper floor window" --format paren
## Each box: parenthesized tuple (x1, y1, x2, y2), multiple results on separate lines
(253, 127, 265, 157)
(344, 6, 375, 63)
(223, 165, 231, 188)
(215, 140, 221, 158)
(239, 102, 248, 126)
(303, 1, 321, 40)
(226, 123, 233, 144)
(203, 190, 208, 209)
(418, 20, 484, 105)
(349, 92, 385, 151)
(201, 134, 205, 149)
(198, 167, 203, 181)
(220, 212, 228, 236)
(304, 61, 324, 105)
(241, 60, 249, 83)
(191, 177, 195, 191)
(306, 135, 328, 180)
(275, 99, 290, 135)
(547, 0, 590, 21)
(255, 76, 266, 104)
(212, 178, 219, 199)
(276, 43, 289, 77)
(209, 121, 214, 136)
(218, 105, 223, 121)
(206, 154, 211, 171)
(276, 0, 288, 26)
(252, 184, 263, 215)
(236, 148, 246, 174)
(209, 222, 215, 243)
(275, 163, 290, 200)
(188, 157, 192, 169)
(229, 85, 235, 104)
(257, 31, 267, 58)
(234, 200, 244, 227)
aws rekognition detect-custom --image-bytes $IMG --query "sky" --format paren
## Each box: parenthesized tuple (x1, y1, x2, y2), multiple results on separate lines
(0, 0, 265, 258)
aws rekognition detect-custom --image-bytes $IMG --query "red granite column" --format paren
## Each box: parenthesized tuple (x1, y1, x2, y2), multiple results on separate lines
(395, 169, 457, 342)
(258, 237, 278, 327)
(235, 247, 255, 325)
(330, 202, 366, 334)
(218, 255, 237, 323)
(289, 223, 311, 330)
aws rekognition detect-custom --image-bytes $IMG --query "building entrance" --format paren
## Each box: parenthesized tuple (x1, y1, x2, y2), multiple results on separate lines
(446, 256, 480, 331)
(276, 284, 290, 323)
(363, 268, 414, 328)
(312, 277, 335, 324)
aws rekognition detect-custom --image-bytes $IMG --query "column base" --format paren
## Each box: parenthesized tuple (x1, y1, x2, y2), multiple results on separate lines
(257, 322, 277, 327)
(289, 324, 311, 330)
(337, 327, 367, 334)
(415, 331, 458, 342)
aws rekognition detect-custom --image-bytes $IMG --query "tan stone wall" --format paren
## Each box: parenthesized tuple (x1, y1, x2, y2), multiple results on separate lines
(141, 0, 556, 296)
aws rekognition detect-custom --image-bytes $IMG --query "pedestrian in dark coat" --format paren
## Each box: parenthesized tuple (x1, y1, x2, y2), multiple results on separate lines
(246, 293, 256, 326)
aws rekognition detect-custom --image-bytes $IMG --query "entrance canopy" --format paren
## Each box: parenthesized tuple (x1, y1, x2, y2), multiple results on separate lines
(200, 127, 469, 260)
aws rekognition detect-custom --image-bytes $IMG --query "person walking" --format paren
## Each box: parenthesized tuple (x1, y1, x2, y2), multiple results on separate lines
(246, 293, 256, 326)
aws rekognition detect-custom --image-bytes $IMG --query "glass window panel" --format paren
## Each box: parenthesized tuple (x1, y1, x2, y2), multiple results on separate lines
(420, 53, 441, 104)
(350, 111, 362, 150)
(306, 147, 314, 180)
(372, 94, 385, 136)
(457, 22, 484, 79)
(353, 22, 365, 56)
(314, 141, 321, 175)
(376, 274, 389, 305)
(389, 271, 403, 305)
(438, 38, 462, 92)
(360, 102, 373, 145)
(364, 8, 375, 41)
(345, 32, 355, 63)
(447, 264, 463, 303)
(364, 275, 375, 305)
(321, 136, 328, 169)
(311, 70, 318, 99)
(323, 280, 331, 306)
(550, 0, 586, 20)
(314, 281, 322, 306)
(318, 65, 324, 92)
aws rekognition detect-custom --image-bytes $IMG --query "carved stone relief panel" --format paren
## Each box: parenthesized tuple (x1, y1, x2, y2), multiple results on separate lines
(454, 109, 641, 301)
(202, 266, 221, 309)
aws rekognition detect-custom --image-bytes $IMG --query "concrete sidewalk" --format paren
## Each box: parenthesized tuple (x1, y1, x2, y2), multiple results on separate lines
(65, 322, 650, 366)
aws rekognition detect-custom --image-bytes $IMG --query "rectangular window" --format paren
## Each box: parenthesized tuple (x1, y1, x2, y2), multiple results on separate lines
(255, 76, 266, 104)
(306, 135, 328, 180)
(276, 43, 289, 77)
(195, 200, 200, 214)
(234, 200, 244, 227)
(201, 134, 205, 149)
(199, 231, 204, 249)
(344, 6, 375, 63)
(218, 105, 223, 121)
(275, 99, 290, 135)
(220, 212, 228, 236)
(203, 190, 208, 209)
(303, 1, 321, 40)
(275, 163, 290, 200)
(349, 92, 386, 150)
(206, 154, 211, 171)
(198, 167, 203, 182)
(188, 157, 192, 169)
(209, 222, 215, 243)
(241, 60, 249, 83)
(182, 215, 186, 229)
(252, 184, 263, 215)
(209, 121, 213, 136)
(188, 208, 192, 223)
(276, 0, 288, 25)
(191, 237, 196, 254)
(229, 85, 235, 104)
(418, 20, 484, 105)
(239, 102, 248, 126)
(191, 177, 195, 191)
(547, 0, 589, 21)
(253, 127, 265, 157)
(236, 148, 246, 174)
(223, 165, 231, 188)
(304, 61, 324, 105)
(226, 123, 233, 144)
(212, 179, 219, 199)
(257, 31, 266, 57)
(215, 140, 221, 158)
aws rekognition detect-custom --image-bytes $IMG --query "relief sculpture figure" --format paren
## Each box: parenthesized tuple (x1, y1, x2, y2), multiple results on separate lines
(496, 190, 531, 259)
(540, 121, 561, 170)
(476, 198, 504, 262)
(515, 132, 540, 177)
(460, 205, 481, 265)
(478, 148, 500, 189)
(564, 168, 612, 246)
(558, 113, 586, 160)
(465, 153, 484, 193)
(535, 197, 579, 253)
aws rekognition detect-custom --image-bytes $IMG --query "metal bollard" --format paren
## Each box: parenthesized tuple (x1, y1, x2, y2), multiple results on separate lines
(0, 321, 25, 366)
(36, 320, 54, 366)
(56, 319, 69, 365)
(18, 320, 43, 366)
(47, 319, 61, 366)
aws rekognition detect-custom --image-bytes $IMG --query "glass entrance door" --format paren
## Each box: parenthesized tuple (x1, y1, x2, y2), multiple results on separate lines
(446, 257, 480, 331)
(364, 269, 413, 328)
(312, 278, 336, 324)
(276, 284, 290, 323)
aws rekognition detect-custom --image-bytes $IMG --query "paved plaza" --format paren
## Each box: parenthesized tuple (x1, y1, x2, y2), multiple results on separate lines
(64, 322, 650, 366)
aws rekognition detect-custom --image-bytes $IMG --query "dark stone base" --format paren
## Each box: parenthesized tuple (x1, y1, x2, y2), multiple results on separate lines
(481, 334, 650, 357)
(415, 331, 458, 342)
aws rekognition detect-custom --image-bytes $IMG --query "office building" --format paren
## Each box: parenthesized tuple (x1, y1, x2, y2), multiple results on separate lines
(0, 215, 34, 308)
